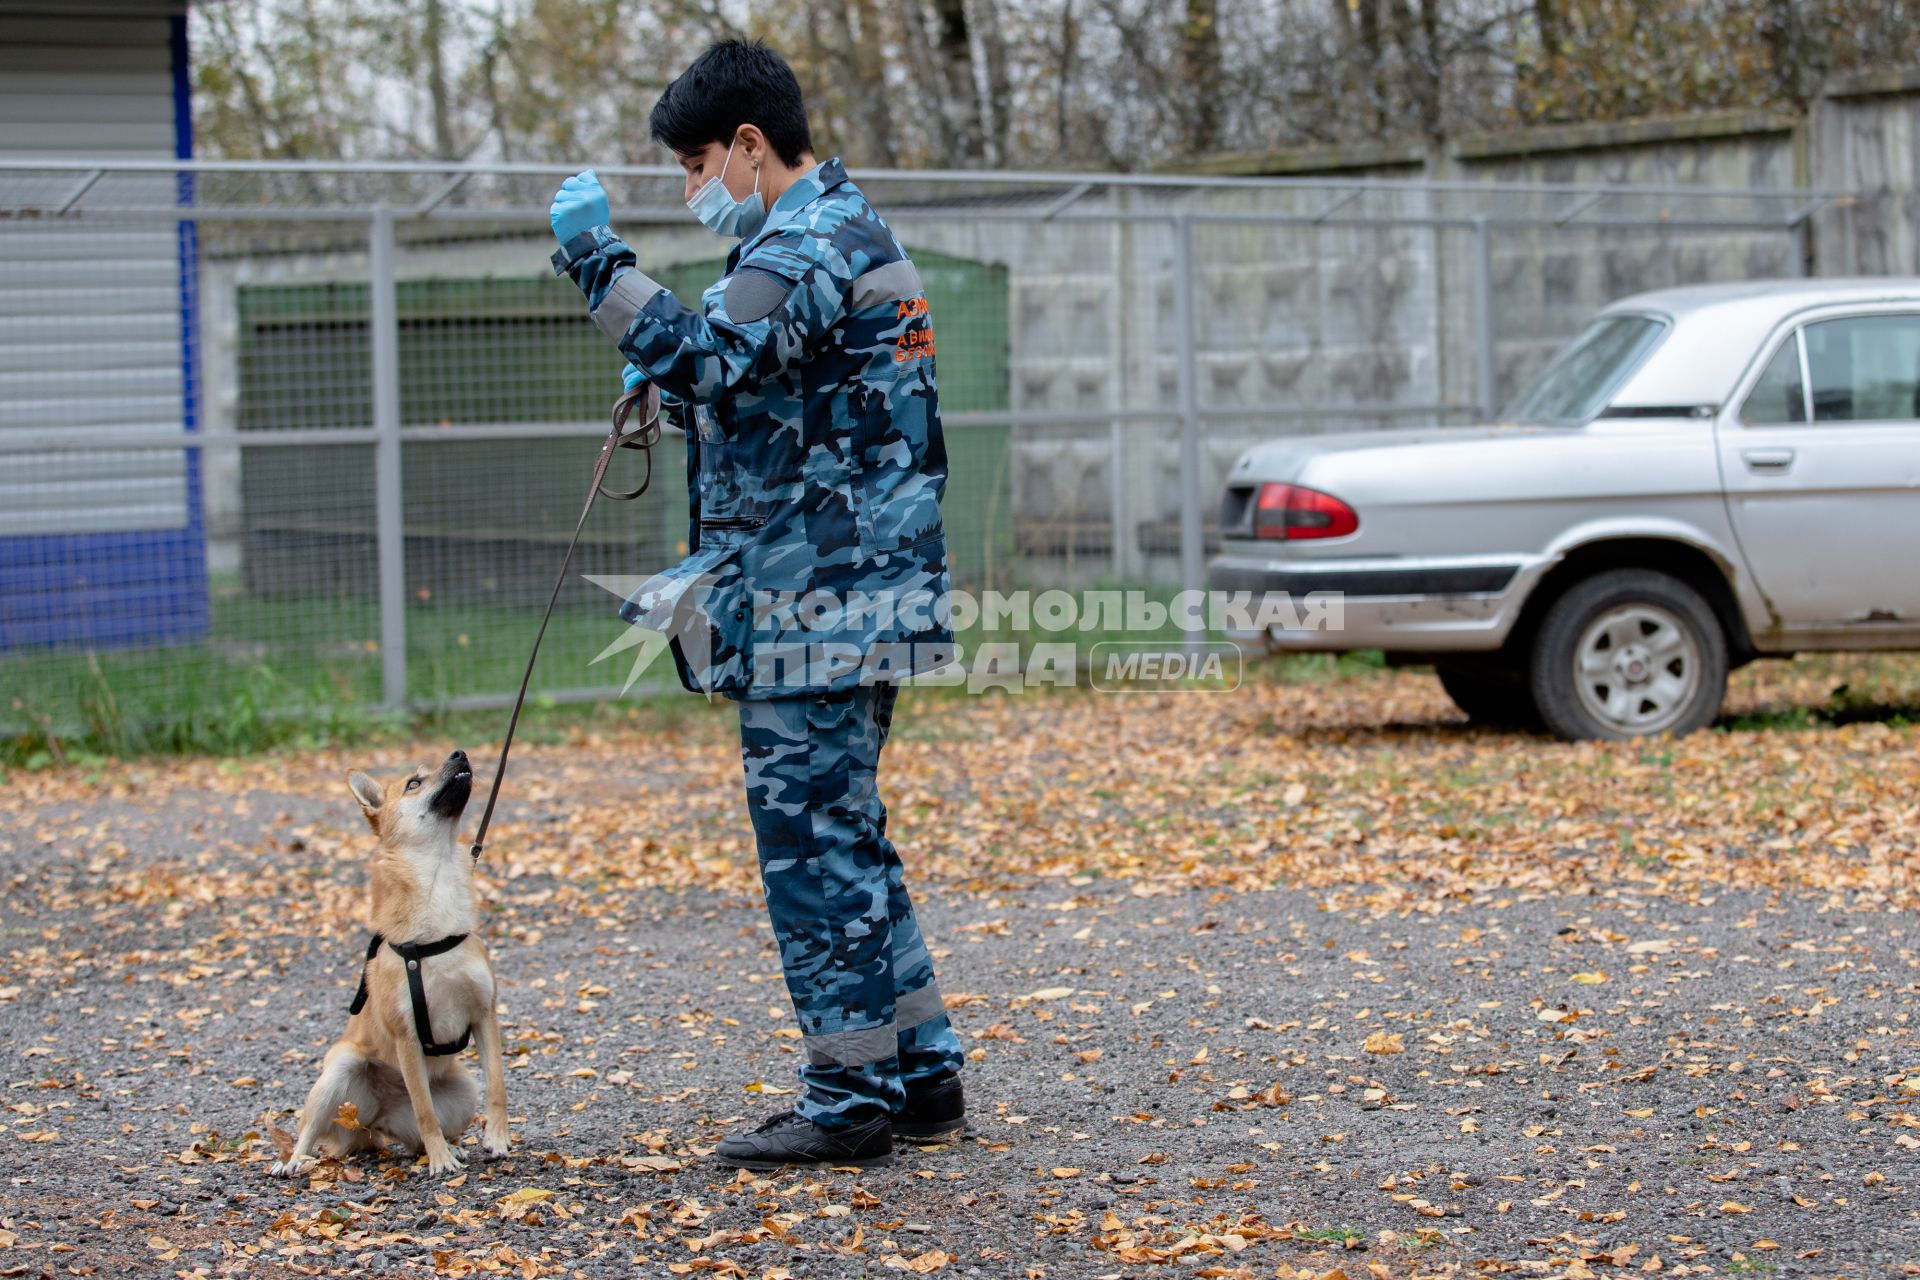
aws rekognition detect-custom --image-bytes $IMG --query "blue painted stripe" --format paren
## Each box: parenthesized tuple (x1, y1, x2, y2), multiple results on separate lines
(170, 13, 193, 164)
(164, 8, 210, 645)
(1, 591, 211, 651)
(0, 528, 203, 596)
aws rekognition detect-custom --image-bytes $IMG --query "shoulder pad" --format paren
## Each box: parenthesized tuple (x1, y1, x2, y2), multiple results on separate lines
(723, 268, 793, 324)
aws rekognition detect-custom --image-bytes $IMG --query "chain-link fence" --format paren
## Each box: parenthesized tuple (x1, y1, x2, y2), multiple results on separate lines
(0, 159, 1824, 735)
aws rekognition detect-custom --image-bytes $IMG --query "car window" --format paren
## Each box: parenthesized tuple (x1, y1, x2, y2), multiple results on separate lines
(1803, 313, 1920, 423)
(1503, 314, 1667, 423)
(1740, 336, 1806, 426)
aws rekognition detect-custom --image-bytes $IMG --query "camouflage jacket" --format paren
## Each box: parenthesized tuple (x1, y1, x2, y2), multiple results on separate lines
(553, 159, 954, 699)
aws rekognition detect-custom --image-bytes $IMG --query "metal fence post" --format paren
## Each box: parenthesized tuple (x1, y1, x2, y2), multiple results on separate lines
(1472, 215, 1498, 421)
(369, 207, 409, 711)
(1108, 201, 1133, 582)
(1173, 212, 1204, 603)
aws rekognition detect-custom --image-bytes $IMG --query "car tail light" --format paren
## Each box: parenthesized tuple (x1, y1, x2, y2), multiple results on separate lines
(1253, 482, 1359, 540)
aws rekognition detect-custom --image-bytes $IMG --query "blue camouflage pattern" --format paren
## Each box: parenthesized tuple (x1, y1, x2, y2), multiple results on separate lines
(554, 158, 955, 699)
(739, 683, 964, 1127)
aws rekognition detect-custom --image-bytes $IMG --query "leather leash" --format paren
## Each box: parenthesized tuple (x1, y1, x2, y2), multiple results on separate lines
(466, 382, 662, 862)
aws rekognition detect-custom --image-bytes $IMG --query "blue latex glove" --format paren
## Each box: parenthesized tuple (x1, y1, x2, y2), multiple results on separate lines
(622, 363, 646, 392)
(549, 169, 610, 244)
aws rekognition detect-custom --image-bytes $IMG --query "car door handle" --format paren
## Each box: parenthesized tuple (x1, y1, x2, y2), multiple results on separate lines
(1742, 448, 1796, 472)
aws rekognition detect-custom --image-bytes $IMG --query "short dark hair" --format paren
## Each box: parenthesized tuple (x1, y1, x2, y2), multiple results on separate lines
(649, 39, 814, 168)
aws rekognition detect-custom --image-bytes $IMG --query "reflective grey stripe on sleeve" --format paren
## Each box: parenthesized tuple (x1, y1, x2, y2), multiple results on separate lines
(804, 1022, 899, 1068)
(894, 982, 947, 1031)
(592, 268, 665, 343)
(849, 259, 924, 311)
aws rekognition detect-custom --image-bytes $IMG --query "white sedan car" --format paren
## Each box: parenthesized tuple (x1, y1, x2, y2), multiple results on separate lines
(1209, 278, 1920, 740)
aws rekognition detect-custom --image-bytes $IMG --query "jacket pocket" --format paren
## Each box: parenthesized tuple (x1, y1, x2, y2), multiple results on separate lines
(698, 513, 768, 532)
(618, 544, 753, 695)
(696, 434, 773, 527)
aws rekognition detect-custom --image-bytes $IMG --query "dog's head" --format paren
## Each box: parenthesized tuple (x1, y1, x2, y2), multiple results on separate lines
(347, 750, 473, 847)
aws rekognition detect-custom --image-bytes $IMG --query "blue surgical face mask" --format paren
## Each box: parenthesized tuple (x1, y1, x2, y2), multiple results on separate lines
(686, 136, 766, 238)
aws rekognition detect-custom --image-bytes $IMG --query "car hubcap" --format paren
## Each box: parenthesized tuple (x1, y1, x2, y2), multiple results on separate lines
(1573, 604, 1699, 735)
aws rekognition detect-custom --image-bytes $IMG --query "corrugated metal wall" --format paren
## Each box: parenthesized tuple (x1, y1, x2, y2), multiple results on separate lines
(0, 4, 189, 541)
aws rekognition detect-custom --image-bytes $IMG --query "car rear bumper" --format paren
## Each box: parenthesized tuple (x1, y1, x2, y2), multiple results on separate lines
(1207, 551, 1535, 653)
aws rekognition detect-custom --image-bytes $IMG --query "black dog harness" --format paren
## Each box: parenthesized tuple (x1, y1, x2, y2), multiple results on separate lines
(347, 932, 473, 1056)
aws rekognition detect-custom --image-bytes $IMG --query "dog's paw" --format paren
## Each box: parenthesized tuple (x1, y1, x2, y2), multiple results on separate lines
(480, 1125, 510, 1159)
(425, 1149, 467, 1177)
(269, 1156, 316, 1178)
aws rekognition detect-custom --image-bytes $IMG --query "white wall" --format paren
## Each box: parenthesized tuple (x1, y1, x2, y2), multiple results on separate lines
(0, 3, 189, 539)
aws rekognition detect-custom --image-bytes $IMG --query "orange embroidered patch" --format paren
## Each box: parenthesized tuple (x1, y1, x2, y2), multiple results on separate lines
(895, 324, 935, 364)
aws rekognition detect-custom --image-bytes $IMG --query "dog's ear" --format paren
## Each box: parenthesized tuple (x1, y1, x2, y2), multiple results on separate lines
(347, 771, 385, 832)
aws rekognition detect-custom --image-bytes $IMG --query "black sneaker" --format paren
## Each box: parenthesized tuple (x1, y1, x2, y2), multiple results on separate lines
(894, 1074, 966, 1141)
(714, 1110, 892, 1169)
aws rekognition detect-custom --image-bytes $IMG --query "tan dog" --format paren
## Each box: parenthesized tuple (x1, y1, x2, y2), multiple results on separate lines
(272, 749, 509, 1177)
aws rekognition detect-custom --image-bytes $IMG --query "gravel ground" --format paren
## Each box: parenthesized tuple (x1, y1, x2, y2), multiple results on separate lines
(4, 697, 1920, 1278)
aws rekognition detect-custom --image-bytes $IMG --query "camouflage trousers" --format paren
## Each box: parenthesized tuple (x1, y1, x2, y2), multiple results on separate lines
(738, 683, 964, 1128)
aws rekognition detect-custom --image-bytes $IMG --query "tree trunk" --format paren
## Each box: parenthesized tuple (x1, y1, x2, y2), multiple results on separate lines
(929, 0, 984, 164)
(802, 0, 833, 143)
(424, 0, 457, 159)
(895, 0, 955, 164)
(1534, 0, 1560, 64)
(1760, 0, 1819, 105)
(477, 19, 513, 163)
(1384, 0, 1441, 137)
(1417, 0, 1443, 136)
(1181, 0, 1222, 153)
(832, 0, 898, 166)
(970, 0, 1012, 164)
(1355, 0, 1386, 131)
(1055, 0, 1078, 158)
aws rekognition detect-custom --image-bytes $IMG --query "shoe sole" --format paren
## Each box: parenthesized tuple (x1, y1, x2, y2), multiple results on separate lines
(714, 1151, 895, 1170)
(893, 1120, 966, 1142)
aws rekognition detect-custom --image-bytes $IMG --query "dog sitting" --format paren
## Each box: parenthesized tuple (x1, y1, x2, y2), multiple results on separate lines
(272, 750, 509, 1176)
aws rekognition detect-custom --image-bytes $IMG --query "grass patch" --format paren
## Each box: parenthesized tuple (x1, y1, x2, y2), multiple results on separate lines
(11, 588, 696, 758)
(1722, 702, 1916, 733)
(8, 578, 1370, 763)
(1, 579, 688, 765)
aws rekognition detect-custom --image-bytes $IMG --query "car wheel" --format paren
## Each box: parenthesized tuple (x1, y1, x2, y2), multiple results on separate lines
(1530, 568, 1727, 741)
(1435, 662, 1541, 728)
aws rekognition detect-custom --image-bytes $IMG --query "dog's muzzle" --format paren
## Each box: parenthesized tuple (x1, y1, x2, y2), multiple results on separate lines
(429, 749, 473, 818)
